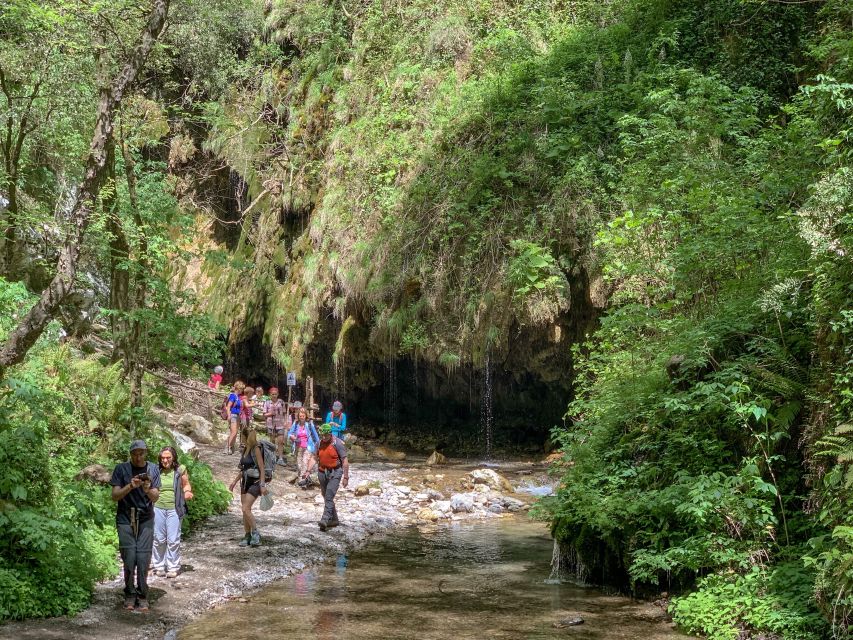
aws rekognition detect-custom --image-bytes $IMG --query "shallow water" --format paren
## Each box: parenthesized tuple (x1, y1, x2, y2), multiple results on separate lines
(179, 519, 683, 640)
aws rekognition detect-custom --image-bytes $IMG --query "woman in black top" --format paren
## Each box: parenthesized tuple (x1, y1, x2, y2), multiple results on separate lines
(228, 426, 267, 547)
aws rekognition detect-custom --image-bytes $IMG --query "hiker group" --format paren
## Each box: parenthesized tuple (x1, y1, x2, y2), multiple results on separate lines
(110, 367, 349, 612)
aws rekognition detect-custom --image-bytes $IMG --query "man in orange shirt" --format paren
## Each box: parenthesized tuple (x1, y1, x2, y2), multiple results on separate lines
(315, 422, 349, 531)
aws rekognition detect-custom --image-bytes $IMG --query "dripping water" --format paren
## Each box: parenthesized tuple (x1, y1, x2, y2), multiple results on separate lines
(547, 539, 589, 585)
(480, 349, 493, 459)
(384, 350, 398, 427)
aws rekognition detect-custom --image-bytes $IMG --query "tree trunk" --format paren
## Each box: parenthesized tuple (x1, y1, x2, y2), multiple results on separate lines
(120, 140, 146, 410)
(106, 139, 131, 363)
(0, 0, 170, 380)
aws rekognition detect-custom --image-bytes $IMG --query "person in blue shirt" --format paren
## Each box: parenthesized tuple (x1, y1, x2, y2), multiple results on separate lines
(325, 400, 347, 438)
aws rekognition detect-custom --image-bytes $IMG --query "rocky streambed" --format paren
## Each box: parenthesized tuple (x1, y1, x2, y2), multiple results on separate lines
(0, 438, 550, 640)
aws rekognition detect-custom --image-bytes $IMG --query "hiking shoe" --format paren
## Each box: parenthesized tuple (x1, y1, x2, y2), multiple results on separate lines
(166, 570, 178, 578)
(239, 533, 251, 547)
(326, 519, 340, 529)
(250, 531, 261, 547)
(124, 596, 136, 610)
(318, 520, 328, 531)
(136, 598, 150, 612)
(153, 568, 166, 577)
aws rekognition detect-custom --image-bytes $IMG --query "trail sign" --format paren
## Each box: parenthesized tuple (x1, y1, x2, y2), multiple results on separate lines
(286, 372, 297, 386)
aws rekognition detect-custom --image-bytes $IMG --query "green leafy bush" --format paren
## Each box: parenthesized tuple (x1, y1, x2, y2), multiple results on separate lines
(670, 563, 829, 640)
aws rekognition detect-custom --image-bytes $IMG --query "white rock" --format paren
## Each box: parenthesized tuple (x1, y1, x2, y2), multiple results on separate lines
(369, 487, 382, 496)
(433, 500, 452, 514)
(168, 429, 198, 457)
(469, 469, 514, 493)
(395, 485, 412, 495)
(314, 495, 324, 504)
(450, 493, 475, 513)
(474, 484, 490, 494)
(414, 493, 430, 501)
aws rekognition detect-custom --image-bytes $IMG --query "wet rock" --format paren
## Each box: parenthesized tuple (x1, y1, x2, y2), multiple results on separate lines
(450, 494, 475, 513)
(426, 450, 447, 466)
(417, 508, 440, 522)
(176, 413, 216, 444)
(488, 504, 504, 514)
(501, 497, 525, 512)
(354, 483, 370, 497)
(75, 464, 111, 485)
(469, 469, 514, 493)
(553, 616, 584, 628)
(373, 446, 406, 461)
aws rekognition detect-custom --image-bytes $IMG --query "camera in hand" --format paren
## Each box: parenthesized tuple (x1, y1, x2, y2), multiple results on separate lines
(135, 473, 150, 482)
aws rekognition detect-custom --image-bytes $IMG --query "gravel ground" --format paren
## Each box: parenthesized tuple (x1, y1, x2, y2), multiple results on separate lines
(0, 441, 545, 640)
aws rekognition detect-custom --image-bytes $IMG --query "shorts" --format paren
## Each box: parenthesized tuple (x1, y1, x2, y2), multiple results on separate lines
(267, 424, 286, 436)
(241, 477, 262, 497)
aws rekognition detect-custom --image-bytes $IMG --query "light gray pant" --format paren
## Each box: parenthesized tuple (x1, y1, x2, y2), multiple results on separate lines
(117, 517, 154, 598)
(152, 507, 182, 572)
(318, 468, 342, 523)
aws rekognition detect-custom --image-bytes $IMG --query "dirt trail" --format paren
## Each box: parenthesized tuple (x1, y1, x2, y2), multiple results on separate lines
(0, 439, 547, 640)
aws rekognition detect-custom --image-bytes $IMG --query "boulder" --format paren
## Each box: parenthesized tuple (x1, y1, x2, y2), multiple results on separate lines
(75, 464, 111, 485)
(469, 469, 514, 493)
(347, 444, 369, 462)
(354, 483, 370, 497)
(373, 446, 406, 461)
(425, 450, 447, 466)
(488, 504, 504, 514)
(176, 413, 216, 444)
(342, 433, 358, 445)
(450, 493, 475, 513)
(169, 430, 198, 458)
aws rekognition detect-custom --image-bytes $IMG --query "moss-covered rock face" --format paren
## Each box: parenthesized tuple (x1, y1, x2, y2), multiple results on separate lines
(193, 0, 615, 413)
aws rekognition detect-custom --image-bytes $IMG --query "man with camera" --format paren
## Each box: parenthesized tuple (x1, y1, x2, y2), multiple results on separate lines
(111, 440, 161, 611)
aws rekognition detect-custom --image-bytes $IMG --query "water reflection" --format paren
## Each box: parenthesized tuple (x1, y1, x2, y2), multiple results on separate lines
(179, 521, 685, 640)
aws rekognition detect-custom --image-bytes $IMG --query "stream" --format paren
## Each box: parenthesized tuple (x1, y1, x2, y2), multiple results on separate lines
(178, 519, 684, 640)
